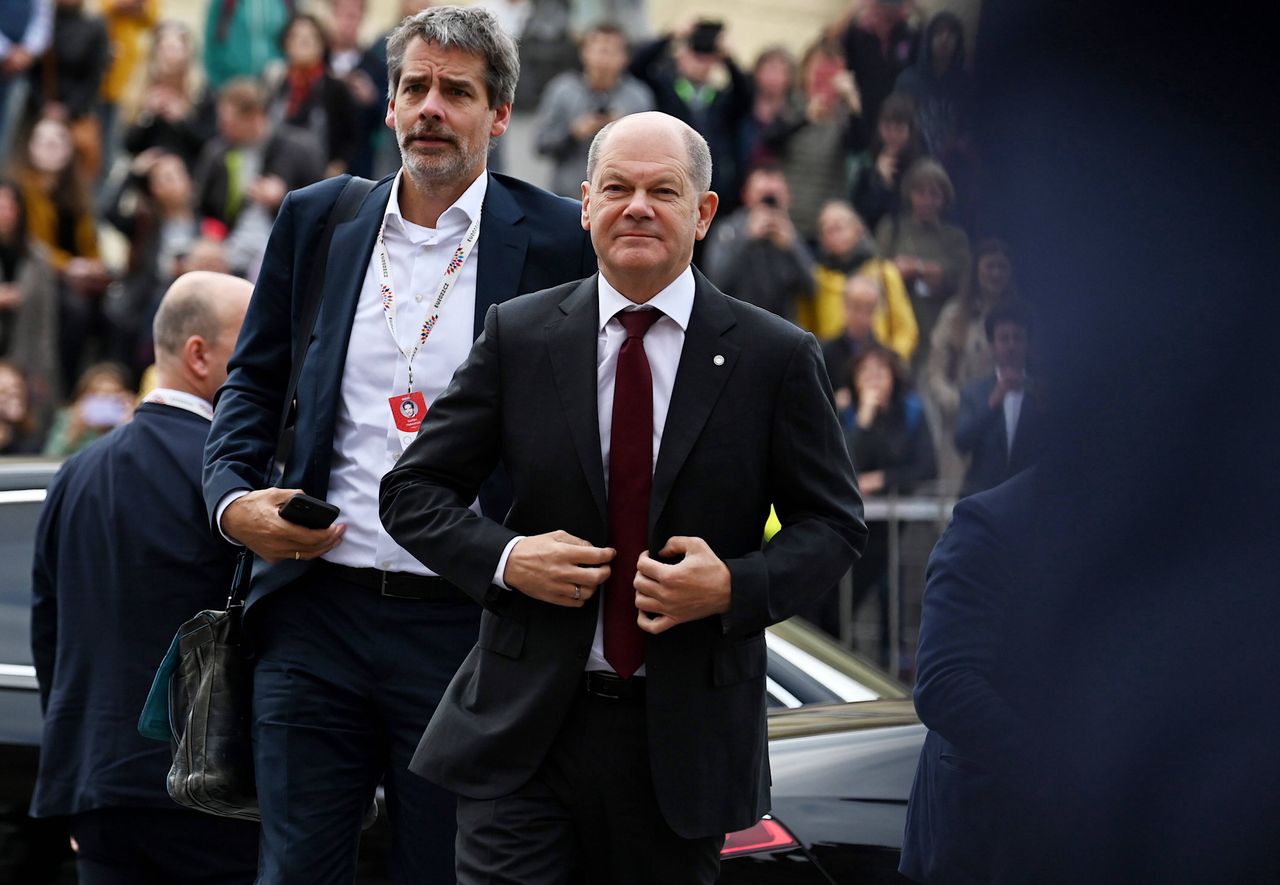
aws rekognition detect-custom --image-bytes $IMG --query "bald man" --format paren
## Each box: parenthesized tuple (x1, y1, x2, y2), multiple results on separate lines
(380, 112, 866, 883)
(31, 273, 258, 885)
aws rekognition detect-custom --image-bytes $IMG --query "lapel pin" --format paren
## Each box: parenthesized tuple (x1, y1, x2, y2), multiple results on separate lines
(713, 354, 725, 366)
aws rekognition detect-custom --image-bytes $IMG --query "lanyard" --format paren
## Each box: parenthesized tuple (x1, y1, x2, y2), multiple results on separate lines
(375, 209, 482, 393)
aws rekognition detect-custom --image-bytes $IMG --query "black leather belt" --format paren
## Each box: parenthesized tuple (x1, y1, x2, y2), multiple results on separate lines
(316, 560, 469, 602)
(583, 671, 646, 702)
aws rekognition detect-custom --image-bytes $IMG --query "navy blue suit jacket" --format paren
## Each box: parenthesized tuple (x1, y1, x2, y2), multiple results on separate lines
(954, 375, 1043, 498)
(202, 171, 596, 612)
(30, 403, 236, 816)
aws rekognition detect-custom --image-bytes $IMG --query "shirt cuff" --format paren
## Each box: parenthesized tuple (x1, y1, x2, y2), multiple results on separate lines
(215, 489, 252, 545)
(493, 535, 524, 590)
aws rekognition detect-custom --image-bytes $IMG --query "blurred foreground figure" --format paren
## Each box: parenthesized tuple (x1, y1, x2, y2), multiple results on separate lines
(902, 1, 1280, 881)
(31, 272, 257, 885)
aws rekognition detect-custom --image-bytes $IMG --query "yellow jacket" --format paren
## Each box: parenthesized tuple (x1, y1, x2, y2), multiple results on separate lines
(800, 257, 919, 364)
(101, 0, 159, 105)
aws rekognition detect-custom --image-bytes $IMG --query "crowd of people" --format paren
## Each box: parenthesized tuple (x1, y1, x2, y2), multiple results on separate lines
(1, 0, 1037, 663)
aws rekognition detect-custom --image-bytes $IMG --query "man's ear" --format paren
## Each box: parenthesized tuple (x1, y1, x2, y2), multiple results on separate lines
(694, 190, 719, 241)
(490, 101, 512, 138)
(580, 181, 591, 232)
(185, 335, 211, 380)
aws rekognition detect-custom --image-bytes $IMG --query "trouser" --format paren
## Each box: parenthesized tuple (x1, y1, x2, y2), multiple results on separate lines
(69, 806, 258, 885)
(250, 570, 481, 885)
(455, 685, 724, 885)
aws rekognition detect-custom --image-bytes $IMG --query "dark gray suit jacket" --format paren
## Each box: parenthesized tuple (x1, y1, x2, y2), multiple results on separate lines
(379, 270, 866, 839)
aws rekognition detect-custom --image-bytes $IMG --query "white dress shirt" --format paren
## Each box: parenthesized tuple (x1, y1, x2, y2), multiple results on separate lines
(142, 388, 214, 422)
(218, 170, 487, 574)
(997, 368, 1025, 459)
(494, 266, 695, 675)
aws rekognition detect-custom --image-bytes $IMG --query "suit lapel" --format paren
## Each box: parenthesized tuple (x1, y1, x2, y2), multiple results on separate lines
(308, 176, 391, 471)
(474, 173, 530, 340)
(650, 272, 739, 535)
(547, 276, 607, 523)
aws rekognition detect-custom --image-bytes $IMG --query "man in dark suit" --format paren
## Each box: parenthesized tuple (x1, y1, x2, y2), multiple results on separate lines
(379, 111, 866, 884)
(201, 7, 595, 883)
(31, 272, 258, 884)
(954, 301, 1042, 497)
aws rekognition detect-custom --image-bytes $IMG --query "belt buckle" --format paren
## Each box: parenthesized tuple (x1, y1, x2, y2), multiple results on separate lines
(590, 673, 623, 700)
(379, 571, 415, 600)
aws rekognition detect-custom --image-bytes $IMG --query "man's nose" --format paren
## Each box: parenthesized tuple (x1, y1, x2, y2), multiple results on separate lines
(623, 190, 656, 220)
(418, 85, 446, 120)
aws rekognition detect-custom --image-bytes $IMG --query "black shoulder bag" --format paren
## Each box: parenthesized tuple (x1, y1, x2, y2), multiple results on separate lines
(158, 175, 376, 821)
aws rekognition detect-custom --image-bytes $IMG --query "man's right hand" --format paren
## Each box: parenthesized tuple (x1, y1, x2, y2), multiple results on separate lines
(502, 530, 614, 608)
(221, 488, 345, 563)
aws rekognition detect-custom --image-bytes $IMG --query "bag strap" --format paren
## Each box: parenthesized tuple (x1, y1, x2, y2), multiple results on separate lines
(228, 174, 376, 606)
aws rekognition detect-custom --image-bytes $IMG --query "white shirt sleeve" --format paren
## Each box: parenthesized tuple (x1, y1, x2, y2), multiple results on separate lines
(215, 489, 253, 545)
(492, 535, 524, 590)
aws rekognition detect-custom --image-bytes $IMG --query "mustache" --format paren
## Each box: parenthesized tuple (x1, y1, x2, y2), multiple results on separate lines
(404, 125, 456, 143)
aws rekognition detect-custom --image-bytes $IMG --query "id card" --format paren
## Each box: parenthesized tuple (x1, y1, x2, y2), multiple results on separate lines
(389, 391, 427, 433)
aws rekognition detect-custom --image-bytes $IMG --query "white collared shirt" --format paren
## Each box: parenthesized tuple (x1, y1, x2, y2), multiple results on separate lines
(324, 169, 488, 574)
(142, 388, 214, 422)
(217, 170, 488, 572)
(493, 267, 696, 676)
(997, 367, 1025, 459)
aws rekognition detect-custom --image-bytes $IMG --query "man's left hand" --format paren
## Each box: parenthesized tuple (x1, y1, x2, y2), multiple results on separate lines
(633, 536, 731, 634)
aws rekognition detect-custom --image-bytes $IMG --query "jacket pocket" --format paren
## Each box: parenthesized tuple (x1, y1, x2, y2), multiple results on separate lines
(477, 611, 526, 660)
(712, 632, 767, 686)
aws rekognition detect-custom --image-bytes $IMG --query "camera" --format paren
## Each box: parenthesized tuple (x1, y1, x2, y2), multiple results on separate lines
(689, 20, 723, 55)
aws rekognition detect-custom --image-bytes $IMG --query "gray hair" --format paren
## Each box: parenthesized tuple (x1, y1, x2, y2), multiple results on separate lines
(585, 117, 713, 192)
(386, 6, 520, 107)
(153, 283, 218, 359)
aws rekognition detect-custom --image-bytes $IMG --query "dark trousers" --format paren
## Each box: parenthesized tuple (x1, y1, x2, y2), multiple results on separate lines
(69, 807, 258, 885)
(455, 688, 724, 885)
(250, 571, 481, 885)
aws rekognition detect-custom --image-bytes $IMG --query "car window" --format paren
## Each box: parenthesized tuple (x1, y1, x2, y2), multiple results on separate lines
(0, 498, 41, 667)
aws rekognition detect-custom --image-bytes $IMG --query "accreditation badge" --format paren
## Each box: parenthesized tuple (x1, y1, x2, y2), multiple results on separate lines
(389, 391, 427, 434)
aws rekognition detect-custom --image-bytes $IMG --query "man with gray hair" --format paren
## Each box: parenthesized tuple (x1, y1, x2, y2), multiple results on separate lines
(32, 272, 257, 885)
(202, 5, 595, 882)
(380, 111, 865, 883)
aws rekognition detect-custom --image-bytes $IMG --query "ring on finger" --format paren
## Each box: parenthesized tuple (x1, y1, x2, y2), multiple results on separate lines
(295, 551, 301, 561)
(572, 585, 582, 600)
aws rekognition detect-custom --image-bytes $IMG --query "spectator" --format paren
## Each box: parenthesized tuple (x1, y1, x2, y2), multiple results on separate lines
(535, 23, 654, 198)
(203, 0, 290, 91)
(738, 45, 795, 170)
(25, 0, 110, 181)
(702, 164, 813, 322)
(326, 0, 384, 178)
(0, 179, 60, 416)
(268, 12, 359, 177)
(0, 0, 51, 168)
(193, 77, 325, 280)
(876, 157, 970, 370)
(804, 200, 916, 362)
(801, 345, 934, 656)
(103, 150, 201, 374)
(767, 39, 864, 244)
(568, 0, 651, 43)
(821, 272, 917, 410)
(122, 20, 217, 171)
(0, 360, 41, 453)
(14, 116, 111, 393)
(835, 0, 921, 138)
(628, 20, 752, 214)
(927, 237, 1018, 486)
(42, 361, 134, 457)
(955, 301, 1042, 498)
(98, 0, 160, 185)
(848, 92, 922, 232)
(892, 11, 973, 166)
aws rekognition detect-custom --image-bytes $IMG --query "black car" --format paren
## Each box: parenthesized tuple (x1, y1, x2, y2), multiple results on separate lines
(0, 458, 924, 883)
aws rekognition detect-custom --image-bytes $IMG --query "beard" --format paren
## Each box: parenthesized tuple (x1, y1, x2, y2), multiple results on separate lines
(397, 122, 488, 187)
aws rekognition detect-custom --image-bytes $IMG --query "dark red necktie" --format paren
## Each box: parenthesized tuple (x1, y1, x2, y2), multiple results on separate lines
(605, 308, 663, 678)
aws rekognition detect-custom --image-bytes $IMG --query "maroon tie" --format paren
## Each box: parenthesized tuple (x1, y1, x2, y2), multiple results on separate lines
(604, 308, 663, 678)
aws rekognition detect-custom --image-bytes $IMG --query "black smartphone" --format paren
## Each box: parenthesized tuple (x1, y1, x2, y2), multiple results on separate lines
(689, 20, 723, 54)
(279, 493, 340, 529)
